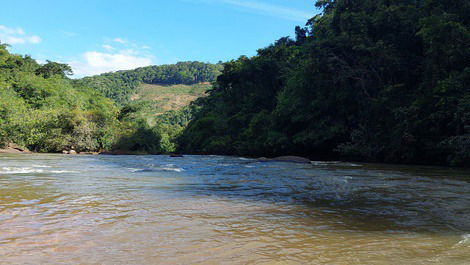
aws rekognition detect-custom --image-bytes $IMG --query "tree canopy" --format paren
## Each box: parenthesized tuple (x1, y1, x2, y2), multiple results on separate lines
(179, 0, 470, 166)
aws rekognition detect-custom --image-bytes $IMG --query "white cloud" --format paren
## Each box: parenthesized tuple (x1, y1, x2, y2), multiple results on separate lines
(28, 35, 42, 44)
(113, 37, 127, 44)
(0, 25, 23, 35)
(102, 44, 115, 51)
(0, 25, 42, 45)
(68, 37, 154, 77)
(69, 49, 153, 77)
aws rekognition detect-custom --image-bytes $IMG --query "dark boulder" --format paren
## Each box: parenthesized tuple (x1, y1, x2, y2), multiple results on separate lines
(273, 156, 311, 163)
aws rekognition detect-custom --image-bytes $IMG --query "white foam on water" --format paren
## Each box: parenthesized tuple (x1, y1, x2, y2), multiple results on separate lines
(0, 167, 75, 174)
(458, 234, 470, 245)
(0, 167, 44, 174)
(160, 167, 184, 172)
(49, 170, 77, 174)
(32, 164, 51, 168)
(344, 163, 362, 167)
(128, 167, 184, 173)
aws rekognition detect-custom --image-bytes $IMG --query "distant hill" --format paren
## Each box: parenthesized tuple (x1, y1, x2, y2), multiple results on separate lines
(129, 82, 212, 125)
(75, 61, 223, 105)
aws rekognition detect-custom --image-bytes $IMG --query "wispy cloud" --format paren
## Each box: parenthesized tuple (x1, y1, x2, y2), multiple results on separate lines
(193, 0, 312, 22)
(0, 25, 42, 45)
(69, 38, 154, 77)
(113, 37, 127, 44)
(102, 44, 115, 51)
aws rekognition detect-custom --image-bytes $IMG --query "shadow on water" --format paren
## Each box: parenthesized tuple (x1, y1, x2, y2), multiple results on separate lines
(101, 155, 470, 234)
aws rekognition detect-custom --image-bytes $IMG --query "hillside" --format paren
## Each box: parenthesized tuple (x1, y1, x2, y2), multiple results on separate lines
(73, 62, 220, 151)
(129, 83, 211, 125)
(76, 61, 222, 105)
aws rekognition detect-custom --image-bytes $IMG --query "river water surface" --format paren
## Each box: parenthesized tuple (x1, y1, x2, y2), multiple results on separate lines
(0, 154, 469, 264)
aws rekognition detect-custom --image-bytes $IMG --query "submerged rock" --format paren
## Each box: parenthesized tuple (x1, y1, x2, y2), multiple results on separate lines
(257, 156, 311, 164)
(273, 156, 311, 163)
(258, 157, 272, 162)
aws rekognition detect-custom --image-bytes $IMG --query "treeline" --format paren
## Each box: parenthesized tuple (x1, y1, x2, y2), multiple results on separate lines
(0, 44, 192, 154)
(76, 62, 223, 104)
(0, 44, 119, 152)
(179, 0, 470, 166)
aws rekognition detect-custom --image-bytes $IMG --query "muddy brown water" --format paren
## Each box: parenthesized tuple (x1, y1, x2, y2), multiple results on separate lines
(0, 154, 469, 264)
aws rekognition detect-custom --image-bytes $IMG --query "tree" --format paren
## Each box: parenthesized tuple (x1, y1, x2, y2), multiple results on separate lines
(35, 60, 73, 78)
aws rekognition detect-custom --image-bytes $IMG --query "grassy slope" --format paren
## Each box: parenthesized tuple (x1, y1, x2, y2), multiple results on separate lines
(130, 82, 211, 125)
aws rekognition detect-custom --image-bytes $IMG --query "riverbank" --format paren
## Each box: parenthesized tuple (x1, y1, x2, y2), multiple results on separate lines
(1, 146, 468, 168)
(0, 143, 31, 154)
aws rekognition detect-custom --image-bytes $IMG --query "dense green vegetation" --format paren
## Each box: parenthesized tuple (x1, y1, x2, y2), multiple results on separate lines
(76, 62, 222, 104)
(113, 101, 197, 154)
(0, 44, 119, 152)
(0, 44, 201, 154)
(1, 0, 468, 166)
(179, 0, 470, 166)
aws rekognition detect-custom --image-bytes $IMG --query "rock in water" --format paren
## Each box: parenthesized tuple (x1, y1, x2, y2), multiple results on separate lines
(273, 156, 311, 163)
(258, 157, 272, 162)
(257, 156, 311, 163)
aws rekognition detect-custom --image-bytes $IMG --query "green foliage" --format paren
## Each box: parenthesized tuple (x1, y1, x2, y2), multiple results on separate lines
(0, 43, 211, 155)
(35, 60, 73, 79)
(76, 61, 223, 104)
(0, 44, 119, 152)
(2, 0, 468, 166)
(112, 119, 162, 154)
(179, 0, 470, 166)
(116, 101, 196, 154)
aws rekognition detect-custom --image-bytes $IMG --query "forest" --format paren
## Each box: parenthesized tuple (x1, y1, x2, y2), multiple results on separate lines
(76, 62, 223, 104)
(1, 0, 469, 166)
(0, 44, 217, 154)
(179, 0, 470, 166)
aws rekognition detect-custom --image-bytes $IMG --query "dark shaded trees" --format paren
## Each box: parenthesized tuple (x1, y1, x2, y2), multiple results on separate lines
(35, 60, 73, 79)
(179, 0, 470, 166)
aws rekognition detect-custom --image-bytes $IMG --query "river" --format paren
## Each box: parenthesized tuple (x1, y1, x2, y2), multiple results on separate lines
(0, 154, 469, 264)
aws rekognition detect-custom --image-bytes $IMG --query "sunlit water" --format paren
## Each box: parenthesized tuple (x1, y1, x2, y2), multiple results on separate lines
(0, 154, 469, 265)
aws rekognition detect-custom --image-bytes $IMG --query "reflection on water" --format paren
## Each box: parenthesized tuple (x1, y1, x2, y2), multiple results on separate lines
(0, 154, 469, 264)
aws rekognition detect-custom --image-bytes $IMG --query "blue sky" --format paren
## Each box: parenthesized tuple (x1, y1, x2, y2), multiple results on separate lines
(0, 0, 318, 77)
